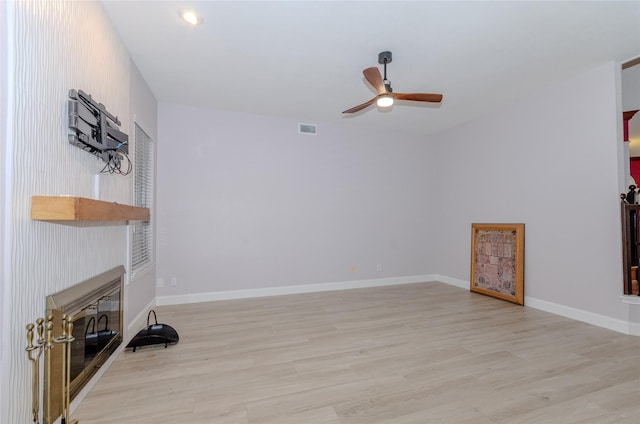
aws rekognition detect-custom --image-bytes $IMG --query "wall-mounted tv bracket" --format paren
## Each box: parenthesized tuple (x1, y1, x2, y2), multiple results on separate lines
(68, 89, 128, 165)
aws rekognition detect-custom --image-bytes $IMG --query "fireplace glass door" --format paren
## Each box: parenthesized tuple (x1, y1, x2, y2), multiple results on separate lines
(44, 266, 124, 424)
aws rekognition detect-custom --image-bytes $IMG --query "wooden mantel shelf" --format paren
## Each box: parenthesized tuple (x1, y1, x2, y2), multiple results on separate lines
(31, 196, 150, 221)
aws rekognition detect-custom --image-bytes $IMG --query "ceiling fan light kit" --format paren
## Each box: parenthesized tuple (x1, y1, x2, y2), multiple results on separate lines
(377, 94, 394, 108)
(343, 51, 443, 114)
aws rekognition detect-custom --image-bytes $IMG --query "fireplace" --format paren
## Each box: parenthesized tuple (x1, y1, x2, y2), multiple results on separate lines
(44, 265, 125, 424)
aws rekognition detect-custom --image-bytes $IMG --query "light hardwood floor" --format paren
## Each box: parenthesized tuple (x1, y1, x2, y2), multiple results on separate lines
(73, 282, 640, 423)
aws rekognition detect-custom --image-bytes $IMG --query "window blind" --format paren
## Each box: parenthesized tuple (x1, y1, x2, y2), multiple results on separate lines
(131, 123, 153, 278)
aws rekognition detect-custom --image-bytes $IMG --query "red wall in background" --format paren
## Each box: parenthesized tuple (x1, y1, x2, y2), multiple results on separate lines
(631, 157, 640, 185)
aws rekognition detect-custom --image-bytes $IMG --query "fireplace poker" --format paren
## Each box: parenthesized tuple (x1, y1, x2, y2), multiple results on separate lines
(25, 318, 48, 424)
(25, 323, 38, 423)
(64, 320, 78, 424)
(54, 314, 68, 424)
(53, 315, 79, 424)
(44, 317, 54, 424)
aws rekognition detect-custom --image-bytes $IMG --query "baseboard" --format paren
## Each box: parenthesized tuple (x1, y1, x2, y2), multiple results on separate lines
(156, 274, 438, 306)
(432, 274, 469, 290)
(524, 296, 640, 336)
(156, 274, 639, 336)
(434, 275, 639, 336)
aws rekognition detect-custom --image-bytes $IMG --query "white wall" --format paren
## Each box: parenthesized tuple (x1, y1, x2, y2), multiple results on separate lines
(432, 62, 631, 326)
(125, 60, 158, 335)
(156, 104, 437, 297)
(1, 1, 156, 422)
(622, 64, 640, 112)
(623, 64, 640, 156)
(156, 62, 638, 333)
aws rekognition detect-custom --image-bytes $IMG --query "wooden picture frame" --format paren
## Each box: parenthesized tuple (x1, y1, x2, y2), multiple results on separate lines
(470, 223, 524, 305)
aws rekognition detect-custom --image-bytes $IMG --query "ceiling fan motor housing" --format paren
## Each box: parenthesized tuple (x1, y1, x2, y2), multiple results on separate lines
(378, 51, 392, 64)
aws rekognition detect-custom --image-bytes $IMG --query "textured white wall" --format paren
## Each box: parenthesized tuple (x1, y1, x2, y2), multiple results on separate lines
(0, 1, 147, 422)
(432, 62, 627, 322)
(156, 104, 437, 296)
(0, 1, 10, 419)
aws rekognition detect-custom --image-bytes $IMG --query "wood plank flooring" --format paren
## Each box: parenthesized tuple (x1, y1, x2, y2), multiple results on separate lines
(72, 282, 640, 423)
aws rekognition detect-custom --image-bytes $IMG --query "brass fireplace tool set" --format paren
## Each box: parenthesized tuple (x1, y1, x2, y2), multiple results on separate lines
(25, 317, 51, 424)
(25, 314, 78, 424)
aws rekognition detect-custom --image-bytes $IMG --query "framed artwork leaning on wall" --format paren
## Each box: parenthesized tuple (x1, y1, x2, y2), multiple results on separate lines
(470, 223, 524, 305)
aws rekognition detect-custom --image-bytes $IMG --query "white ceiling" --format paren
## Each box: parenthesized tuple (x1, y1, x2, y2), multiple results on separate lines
(102, 1, 640, 137)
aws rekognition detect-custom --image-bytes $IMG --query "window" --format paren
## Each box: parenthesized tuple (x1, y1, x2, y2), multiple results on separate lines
(131, 123, 153, 278)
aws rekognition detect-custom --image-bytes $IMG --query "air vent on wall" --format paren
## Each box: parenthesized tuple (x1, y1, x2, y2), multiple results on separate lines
(298, 123, 317, 135)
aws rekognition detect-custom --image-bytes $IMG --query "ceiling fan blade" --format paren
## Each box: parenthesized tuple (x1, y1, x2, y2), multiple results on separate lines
(363, 67, 386, 95)
(342, 97, 377, 114)
(393, 92, 443, 103)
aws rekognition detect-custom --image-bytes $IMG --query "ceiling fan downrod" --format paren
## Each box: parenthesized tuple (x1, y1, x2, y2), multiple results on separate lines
(378, 51, 392, 91)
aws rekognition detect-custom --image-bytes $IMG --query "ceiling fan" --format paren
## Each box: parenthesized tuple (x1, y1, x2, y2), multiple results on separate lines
(343, 51, 443, 114)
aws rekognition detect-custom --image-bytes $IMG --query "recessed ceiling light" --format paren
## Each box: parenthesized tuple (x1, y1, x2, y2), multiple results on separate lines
(181, 10, 202, 26)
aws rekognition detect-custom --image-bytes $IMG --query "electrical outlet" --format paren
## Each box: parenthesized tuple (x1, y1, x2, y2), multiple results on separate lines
(350, 265, 356, 273)
(156, 278, 165, 288)
(377, 264, 382, 272)
(170, 277, 177, 286)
